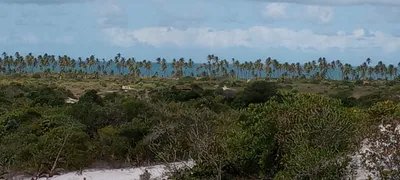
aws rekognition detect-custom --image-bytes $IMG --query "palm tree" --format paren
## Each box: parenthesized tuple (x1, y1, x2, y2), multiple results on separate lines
(161, 58, 167, 77)
(366, 58, 371, 65)
(5, 52, 400, 81)
(145, 60, 152, 77)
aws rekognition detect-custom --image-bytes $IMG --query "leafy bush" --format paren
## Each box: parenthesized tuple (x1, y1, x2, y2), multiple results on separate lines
(121, 99, 149, 120)
(0, 79, 397, 179)
(79, 89, 103, 106)
(26, 86, 66, 107)
(98, 126, 130, 162)
(358, 92, 389, 108)
(225, 92, 364, 179)
(330, 90, 359, 107)
(355, 80, 363, 86)
(161, 87, 202, 102)
(179, 76, 196, 82)
(233, 80, 278, 107)
(32, 73, 41, 79)
(385, 80, 398, 86)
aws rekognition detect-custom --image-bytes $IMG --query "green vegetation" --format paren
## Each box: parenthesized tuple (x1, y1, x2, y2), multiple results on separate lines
(0, 53, 398, 81)
(2, 53, 400, 179)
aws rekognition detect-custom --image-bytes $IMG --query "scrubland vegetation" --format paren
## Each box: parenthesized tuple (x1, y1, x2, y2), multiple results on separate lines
(1, 53, 400, 180)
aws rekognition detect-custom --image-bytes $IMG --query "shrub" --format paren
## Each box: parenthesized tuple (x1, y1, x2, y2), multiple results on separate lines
(32, 73, 41, 79)
(79, 89, 103, 106)
(235, 81, 278, 107)
(26, 86, 66, 107)
(330, 90, 358, 107)
(226, 92, 364, 179)
(161, 87, 202, 102)
(358, 92, 388, 108)
(385, 80, 397, 86)
(355, 80, 363, 86)
(98, 126, 130, 162)
(121, 100, 149, 120)
(309, 79, 320, 84)
(179, 76, 196, 82)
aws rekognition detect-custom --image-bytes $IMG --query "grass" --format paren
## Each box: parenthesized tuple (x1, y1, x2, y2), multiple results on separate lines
(0, 74, 398, 99)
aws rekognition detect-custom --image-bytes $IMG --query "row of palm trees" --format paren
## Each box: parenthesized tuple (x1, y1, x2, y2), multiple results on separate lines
(0, 52, 398, 80)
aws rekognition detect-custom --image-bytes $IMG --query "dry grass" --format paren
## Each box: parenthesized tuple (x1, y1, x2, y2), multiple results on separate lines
(0, 75, 393, 99)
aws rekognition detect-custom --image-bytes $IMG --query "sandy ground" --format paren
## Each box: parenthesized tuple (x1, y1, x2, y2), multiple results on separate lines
(21, 161, 194, 180)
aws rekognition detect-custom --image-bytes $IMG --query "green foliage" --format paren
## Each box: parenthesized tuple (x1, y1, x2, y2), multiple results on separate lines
(339, 80, 355, 87)
(233, 81, 278, 108)
(32, 73, 41, 79)
(189, 96, 231, 113)
(121, 99, 149, 120)
(79, 89, 103, 106)
(0, 79, 396, 179)
(98, 126, 130, 162)
(367, 100, 400, 121)
(385, 80, 398, 86)
(330, 89, 358, 107)
(26, 86, 66, 107)
(225, 92, 363, 179)
(179, 76, 196, 82)
(357, 92, 389, 108)
(160, 86, 202, 102)
(355, 80, 363, 86)
(309, 79, 320, 84)
(0, 109, 42, 134)
(0, 114, 89, 175)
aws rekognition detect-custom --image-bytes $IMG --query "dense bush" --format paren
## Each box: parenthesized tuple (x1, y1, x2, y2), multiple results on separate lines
(159, 86, 202, 102)
(221, 92, 364, 179)
(330, 89, 359, 107)
(357, 92, 389, 108)
(231, 80, 278, 108)
(0, 80, 396, 180)
(26, 86, 67, 107)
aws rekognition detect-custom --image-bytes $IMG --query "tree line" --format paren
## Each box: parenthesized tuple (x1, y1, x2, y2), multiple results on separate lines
(0, 52, 397, 80)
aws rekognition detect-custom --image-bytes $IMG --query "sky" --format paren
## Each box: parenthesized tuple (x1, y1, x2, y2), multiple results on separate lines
(0, 0, 400, 64)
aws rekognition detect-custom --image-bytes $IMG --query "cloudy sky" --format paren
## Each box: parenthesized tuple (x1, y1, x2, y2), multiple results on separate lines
(1, 0, 400, 64)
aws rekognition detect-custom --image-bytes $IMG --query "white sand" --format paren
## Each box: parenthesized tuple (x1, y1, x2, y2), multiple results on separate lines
(21, 161, 194, 180)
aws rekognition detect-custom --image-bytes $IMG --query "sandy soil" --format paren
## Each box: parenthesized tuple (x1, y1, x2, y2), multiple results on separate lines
(20, 161, 194, 180)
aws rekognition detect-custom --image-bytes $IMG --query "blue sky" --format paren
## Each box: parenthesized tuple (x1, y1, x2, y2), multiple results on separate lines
(1, 0, 400, 64)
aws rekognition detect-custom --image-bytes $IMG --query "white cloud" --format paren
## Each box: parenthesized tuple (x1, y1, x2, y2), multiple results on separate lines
(304, 5, 334, 24)
(102, 26, 400, 53)
(102, 28, 137, 47)
(17, 34, 39, 44)
(260, 3, 333, 24)
(261, 3, 288, 20)
(98, 1, 121, 17)
(95, 0, 127, 28)
(353, 29, 365, 37)
(249, 0, 400, 6)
